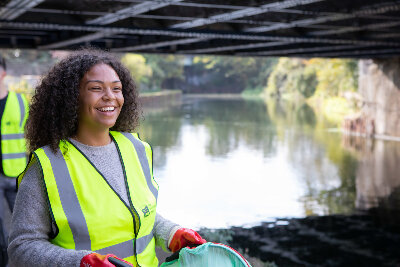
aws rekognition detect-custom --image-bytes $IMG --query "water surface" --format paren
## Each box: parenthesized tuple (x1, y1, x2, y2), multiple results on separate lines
(138, 95, 400, 229)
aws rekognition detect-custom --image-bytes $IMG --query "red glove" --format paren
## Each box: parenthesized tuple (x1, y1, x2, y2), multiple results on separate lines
(80, 253, 133, 267)
(169, 228, 207, 253)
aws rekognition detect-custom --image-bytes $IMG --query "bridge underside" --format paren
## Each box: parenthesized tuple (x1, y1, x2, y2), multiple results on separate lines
(1, 0, 400, 58)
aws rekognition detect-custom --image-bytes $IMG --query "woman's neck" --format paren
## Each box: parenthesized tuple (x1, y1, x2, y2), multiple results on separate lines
(74, 128, 111, 146)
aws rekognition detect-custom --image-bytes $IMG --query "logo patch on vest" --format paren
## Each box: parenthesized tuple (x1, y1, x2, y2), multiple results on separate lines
(142, 205, 150, 217)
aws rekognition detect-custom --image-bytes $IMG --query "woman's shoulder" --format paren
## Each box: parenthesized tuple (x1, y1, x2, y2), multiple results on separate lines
(112, 131, 153, 152)
(18, 156, 42, 189)
(110, 131, 138, 138)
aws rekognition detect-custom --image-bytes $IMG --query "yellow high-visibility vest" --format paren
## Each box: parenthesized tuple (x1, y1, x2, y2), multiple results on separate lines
(1, 91, 28, 177)
(18, 131, 159, 266)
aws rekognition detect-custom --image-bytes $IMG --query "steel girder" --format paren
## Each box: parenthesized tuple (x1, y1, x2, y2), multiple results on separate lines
(112, 1, 400, 54)
(0, 21, 398, 47)
(0, 0, 45, 20)
(86, 0, 183, 25)
(170, 0, 324, 29)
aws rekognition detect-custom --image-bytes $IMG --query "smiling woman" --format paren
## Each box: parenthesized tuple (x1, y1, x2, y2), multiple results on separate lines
(7, 48, 206, 267)
(76, 63, 125, 146)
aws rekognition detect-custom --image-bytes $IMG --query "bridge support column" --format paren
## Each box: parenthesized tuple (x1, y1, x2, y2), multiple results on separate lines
(358, 57, 400, 138)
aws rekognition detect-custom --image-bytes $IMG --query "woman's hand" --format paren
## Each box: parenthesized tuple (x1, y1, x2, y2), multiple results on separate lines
(80, 253, 133, 267)
(168, 228, 207, 253)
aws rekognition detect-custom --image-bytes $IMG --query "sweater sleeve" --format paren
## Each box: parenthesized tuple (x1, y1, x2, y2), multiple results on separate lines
(153, 213, 180, 252)
(7, 157, 92, 267)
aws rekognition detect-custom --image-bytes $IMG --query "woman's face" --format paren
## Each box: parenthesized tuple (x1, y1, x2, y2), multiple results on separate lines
(78, 63, 124, 132)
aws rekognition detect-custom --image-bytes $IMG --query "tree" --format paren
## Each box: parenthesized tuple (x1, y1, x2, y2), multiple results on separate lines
(143, 54, 185, 90)
(310, 58, 358, 97)
(121, 53, 152, 89)
(190, 55, 278, 93)
(265, 58, 317, 98)
(264, 57, 357, 99)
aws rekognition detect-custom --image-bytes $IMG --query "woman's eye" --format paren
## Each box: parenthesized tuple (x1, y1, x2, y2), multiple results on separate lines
(91, 87, 101, 91)
(113, 87, 122, 91)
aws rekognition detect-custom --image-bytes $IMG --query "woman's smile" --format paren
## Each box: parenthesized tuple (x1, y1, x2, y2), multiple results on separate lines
(96, 106, 115, 112)
(95, 106, 117, 116)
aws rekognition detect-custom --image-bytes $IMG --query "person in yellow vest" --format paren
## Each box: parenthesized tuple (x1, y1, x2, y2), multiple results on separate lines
(0, 55, 28, 246)
(7, 49, 205, 267)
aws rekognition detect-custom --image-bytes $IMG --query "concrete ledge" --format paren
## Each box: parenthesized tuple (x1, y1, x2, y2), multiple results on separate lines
(139, 90, 182, 107)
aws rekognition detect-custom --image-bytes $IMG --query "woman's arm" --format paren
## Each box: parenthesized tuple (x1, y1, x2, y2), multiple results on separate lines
(8, 157, 92, 267)
(153, 213, 180, 252)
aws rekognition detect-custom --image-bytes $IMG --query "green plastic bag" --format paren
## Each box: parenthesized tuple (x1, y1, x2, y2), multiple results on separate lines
(160, 242, 252, 267)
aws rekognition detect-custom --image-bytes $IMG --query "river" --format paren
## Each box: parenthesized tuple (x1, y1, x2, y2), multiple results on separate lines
(138, 95, 400, 230)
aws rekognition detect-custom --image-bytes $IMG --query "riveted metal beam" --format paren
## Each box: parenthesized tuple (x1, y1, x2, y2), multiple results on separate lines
(111, 38, 204, 52)
(38, 32, 113, 50)
(288, 48, 400, 58)
(178, 41, 289, 54)
(237, 44, 376, 56)
(2, 22, 400, 47)
(309, 21, 400, 36)
(86, 0, 183, 25)
(0, 0, 45, 20)
(246, 1, 400, 33)
(171, 0, 325, 29)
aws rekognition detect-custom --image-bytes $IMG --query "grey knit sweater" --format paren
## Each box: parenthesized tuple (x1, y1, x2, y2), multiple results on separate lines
(8, 138, 179, 267)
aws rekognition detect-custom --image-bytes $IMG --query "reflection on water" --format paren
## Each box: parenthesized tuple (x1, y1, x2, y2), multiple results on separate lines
(137, 95, 400, 229)
(344, 135, 400, 225)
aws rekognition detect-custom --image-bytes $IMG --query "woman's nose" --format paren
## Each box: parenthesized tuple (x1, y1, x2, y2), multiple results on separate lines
(103, 87, 115, 100)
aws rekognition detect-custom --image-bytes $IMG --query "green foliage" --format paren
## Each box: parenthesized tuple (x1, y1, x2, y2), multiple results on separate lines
(310, 58, 358, 97)
(265, 58, 318, 98)
(191, 56, 278, 94)
(297, 68, 318, 98)
(246, 57, 278, 92)
(142, 54, 185, 91)
(265, 57, 358, 99)
(320, 97, 356, 125)
(121, 53, 185, 92)
(121, 53, 152, 85)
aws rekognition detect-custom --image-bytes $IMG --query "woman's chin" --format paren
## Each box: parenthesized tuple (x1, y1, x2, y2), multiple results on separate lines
(97, 119, 118, 130)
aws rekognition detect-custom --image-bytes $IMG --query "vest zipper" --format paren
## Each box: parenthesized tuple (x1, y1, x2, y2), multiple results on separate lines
(113, 136, 142, 267)
(123, 170, 142, 267)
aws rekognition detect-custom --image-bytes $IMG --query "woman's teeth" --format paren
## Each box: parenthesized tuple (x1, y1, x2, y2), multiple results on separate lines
(97, 107, 115, 112)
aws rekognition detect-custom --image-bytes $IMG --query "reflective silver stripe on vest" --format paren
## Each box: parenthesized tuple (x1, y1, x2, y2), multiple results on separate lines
(16, 93, 25, 128)
(95, 232, 153, 258)
(1, 133, 24, 140)
(42, 146, 92, 251)
(96, 239, 134, 259)
(136, 232, 154, 254)
(2, 152, 25, 159)
(121, 132, 158, 200)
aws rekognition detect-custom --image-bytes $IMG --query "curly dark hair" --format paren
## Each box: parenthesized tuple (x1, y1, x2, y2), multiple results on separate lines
(26, 48, 141, 153)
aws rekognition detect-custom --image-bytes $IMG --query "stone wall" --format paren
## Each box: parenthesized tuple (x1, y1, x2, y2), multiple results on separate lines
(358, 57, 400, 137)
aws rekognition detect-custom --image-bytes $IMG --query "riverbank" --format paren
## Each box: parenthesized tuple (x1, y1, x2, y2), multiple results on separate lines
(139, 90, 181, 105)
(197, 213, 400, 267)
